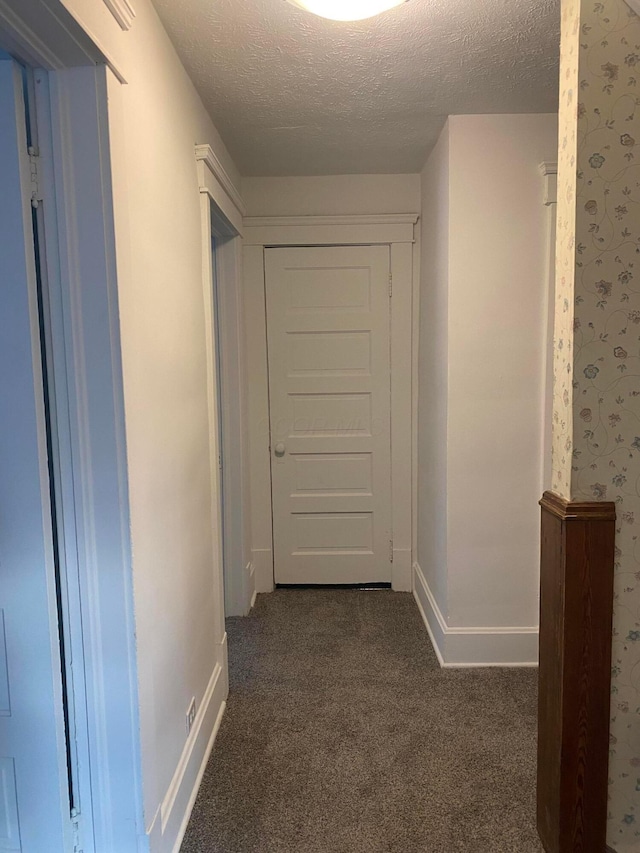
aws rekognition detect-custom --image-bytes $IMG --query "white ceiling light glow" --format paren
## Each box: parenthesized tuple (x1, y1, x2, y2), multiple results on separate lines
(286, 0, 409, 22)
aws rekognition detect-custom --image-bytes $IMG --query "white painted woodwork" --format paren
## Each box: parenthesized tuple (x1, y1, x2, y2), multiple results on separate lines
(244, 213, 416, 593)
(0, 0, 104, 71)
(265, 246, 392, 585)
(244, 214, 416, 247)
(413, 563, 539, 667)
(6, 63, 148, 851)
(196, 154, 253, 619)
(0, 58, 71, 853)
(244, 243, 275, 594)
(102, 0, 135, 30)
(196, 143, 246, 223)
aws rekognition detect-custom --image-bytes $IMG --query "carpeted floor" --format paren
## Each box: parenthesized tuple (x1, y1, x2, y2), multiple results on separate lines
(181, 589, 544, 853)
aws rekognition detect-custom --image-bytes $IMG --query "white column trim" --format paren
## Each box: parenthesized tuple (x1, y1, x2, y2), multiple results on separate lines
(539, 160, 558, 207)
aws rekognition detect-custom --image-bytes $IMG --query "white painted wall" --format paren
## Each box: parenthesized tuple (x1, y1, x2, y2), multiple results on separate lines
(242, 174, 420, 217)
(417, 121, 450, 615)
(415, 113, 558, 664)
(55, 0, 242, 849)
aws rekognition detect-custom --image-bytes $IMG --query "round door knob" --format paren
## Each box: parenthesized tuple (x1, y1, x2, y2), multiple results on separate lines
(274, 442, 286, 457)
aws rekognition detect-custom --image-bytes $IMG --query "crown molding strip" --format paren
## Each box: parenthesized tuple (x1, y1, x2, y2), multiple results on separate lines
(242, 213, 419, 245)
(244, 214, 419, 228)
(102, 0, 135, 31)
(195, 144, 246, 217)
(539, 161, 558, 176)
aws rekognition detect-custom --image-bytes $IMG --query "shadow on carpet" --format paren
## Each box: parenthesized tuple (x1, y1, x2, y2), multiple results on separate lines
(181, 589, 544, 853)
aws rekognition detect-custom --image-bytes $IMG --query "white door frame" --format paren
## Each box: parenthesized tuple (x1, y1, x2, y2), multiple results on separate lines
(43, 65, 144, 851)
(243, 214, 419, 593)
(196, 145, 254, 618)
(0, 8, 145, 850)
(0, 57, 73, 853)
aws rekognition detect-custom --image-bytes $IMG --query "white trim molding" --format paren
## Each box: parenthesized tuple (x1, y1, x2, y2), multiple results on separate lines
(413, 563, 539, 667)
(102, 0, 136, 30)
(245, 213, 418, 228)
(197, 148, 252, 618)
(0, 0, 106, 70)
(249, 562, 257, 609)
(147, 637, 227, 853)
(252, 548, 274, 594)
(243, 213, 418, 247)
(539, 160, 558, 207)
(48, 65, 146, 849)
(196, 144, 246, 223)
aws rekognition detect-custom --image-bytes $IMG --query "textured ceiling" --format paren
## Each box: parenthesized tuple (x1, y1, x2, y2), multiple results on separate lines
(151, 0, 560, 176)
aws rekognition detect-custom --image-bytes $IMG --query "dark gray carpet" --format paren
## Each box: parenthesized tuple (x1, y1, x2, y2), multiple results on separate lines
(181, 590, 544, 853)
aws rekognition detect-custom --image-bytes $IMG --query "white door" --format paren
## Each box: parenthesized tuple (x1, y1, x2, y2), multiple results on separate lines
(0, 60, 72, 852)
(265, 245, 392, 585)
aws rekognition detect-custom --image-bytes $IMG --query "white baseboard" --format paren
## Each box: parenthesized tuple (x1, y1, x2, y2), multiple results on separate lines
(391, 548, 412, 591)
(412, 562, 539, 667)
(252, 547, 274, 593)
(412, 562, 446, 667)
(248, 561, 257, 610)
(147, 640, 228, 853)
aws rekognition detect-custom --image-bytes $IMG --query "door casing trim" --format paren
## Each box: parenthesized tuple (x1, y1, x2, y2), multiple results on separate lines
(196, 145, 253, 619)
(243, 214, 419, 592)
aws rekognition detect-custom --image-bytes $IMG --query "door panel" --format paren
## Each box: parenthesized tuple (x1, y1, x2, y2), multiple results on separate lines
(0, 60, 71, 852)
(265, 245, 392, 585)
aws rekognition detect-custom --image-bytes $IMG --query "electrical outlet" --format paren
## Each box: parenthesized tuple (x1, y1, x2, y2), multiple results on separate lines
(186, 697, 196, 734)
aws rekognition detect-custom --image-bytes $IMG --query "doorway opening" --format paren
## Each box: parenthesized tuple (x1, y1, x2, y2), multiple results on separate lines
(203, 197, 252, 618)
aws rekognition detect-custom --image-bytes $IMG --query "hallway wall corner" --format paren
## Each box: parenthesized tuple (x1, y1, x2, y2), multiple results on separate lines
(413, 562, 539, 667)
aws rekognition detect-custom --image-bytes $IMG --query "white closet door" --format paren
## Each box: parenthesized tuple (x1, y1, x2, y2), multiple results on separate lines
(265, 245, 392, 585)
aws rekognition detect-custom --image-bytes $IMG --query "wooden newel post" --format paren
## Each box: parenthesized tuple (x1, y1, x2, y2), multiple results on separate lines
(537, 491, 616, 853)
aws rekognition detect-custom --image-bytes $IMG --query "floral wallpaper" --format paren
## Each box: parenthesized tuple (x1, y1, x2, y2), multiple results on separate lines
(566, 0, 640, 847)
(553, 0, 581, 499)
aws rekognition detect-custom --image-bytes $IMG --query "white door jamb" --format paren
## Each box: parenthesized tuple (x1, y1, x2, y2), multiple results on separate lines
(196, 145, 253, 618)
